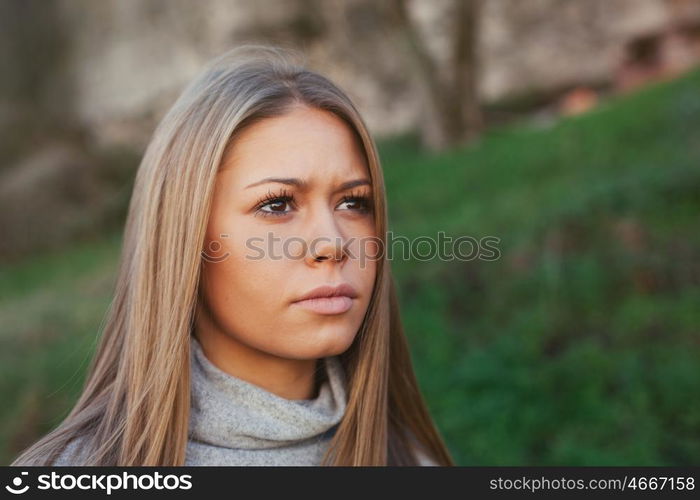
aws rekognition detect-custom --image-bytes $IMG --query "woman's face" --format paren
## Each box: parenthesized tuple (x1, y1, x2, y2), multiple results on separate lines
(197, 105, 377, 362)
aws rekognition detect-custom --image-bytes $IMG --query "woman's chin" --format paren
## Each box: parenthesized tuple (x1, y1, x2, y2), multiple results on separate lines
(280, 329, 357, 359)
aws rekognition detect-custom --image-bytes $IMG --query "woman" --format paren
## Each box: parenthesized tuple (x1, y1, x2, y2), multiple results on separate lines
(11, 44, 454, 466)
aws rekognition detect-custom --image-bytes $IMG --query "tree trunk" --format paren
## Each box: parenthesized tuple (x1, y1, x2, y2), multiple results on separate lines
(387, 0, 483, 152)
(452, 0, 484, 144)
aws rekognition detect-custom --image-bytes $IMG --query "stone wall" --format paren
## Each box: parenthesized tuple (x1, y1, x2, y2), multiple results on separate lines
(48, 0, 697, 146)
(2, 0, 699, 258)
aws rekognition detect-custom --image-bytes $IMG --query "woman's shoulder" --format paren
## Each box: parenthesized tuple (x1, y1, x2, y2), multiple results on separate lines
(412, 444, 440, 466)
(405, 428, 440, 466)
(52, 435, 90, 466)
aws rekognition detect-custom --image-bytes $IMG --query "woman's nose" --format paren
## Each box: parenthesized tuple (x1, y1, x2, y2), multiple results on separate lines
(308, 236, 346, 264)
(303, 209, 348, 266)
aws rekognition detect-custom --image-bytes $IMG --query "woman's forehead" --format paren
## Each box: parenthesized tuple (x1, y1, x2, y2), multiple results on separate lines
(219, 108, 369, 186)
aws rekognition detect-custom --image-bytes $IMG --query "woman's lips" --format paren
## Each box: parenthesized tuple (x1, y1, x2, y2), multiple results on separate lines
(291, 295, 353, 315)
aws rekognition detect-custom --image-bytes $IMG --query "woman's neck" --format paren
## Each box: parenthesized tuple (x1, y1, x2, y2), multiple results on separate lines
(193, 317, 320, 401)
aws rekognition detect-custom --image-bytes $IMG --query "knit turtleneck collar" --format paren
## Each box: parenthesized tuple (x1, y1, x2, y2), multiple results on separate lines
(188, 335, 348, 451)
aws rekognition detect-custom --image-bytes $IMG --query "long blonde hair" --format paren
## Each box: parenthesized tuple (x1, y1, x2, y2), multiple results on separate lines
(11, 44, 454, 466)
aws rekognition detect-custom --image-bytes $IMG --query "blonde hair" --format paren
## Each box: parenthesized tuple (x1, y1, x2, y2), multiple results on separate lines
(11, 44, 454, 466)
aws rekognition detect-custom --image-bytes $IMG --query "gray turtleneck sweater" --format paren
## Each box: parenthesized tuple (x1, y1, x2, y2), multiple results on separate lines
(51, 335, 437, 466)
(185, 335, 346, 465)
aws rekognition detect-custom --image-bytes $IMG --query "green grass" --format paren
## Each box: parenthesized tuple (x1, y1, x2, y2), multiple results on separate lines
(380, 68, 700, 465)
(2, 68, 700, 465)
(0, 233, 121, 463)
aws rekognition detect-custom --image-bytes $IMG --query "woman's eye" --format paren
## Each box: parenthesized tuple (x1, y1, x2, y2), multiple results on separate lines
(254, 192, 295, 218)
(338, 196, 371, 212)
(261, 199, 290, 213)
(254, 191, 372, 218)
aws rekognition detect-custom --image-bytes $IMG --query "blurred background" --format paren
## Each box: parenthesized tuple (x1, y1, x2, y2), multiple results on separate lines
(1, 0, 699, 465)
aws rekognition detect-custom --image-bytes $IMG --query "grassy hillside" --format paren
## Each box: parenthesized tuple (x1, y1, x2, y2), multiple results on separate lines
(0, 233, 121, 463)
(383, 69, 700, 465)
(2, 68, 699, 465)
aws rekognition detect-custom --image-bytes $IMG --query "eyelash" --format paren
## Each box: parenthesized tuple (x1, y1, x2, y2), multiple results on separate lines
(253, 188, 373, 218)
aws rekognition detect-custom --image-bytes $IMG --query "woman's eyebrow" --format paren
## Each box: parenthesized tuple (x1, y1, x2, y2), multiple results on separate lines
(245, 177, 371, 193)
(245, 177, 308, 189)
